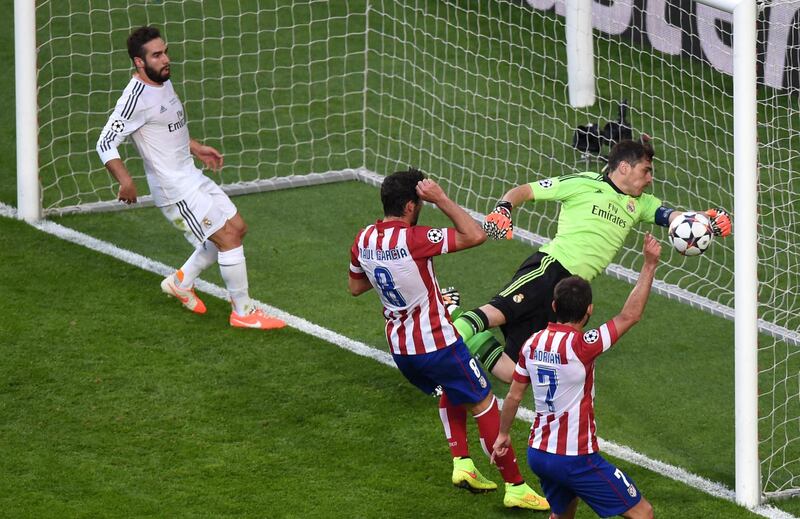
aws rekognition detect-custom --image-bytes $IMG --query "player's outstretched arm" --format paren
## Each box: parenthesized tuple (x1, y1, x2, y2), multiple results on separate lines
(190, 139, 224, 171)
(104, 158, 138, 204)
(416, 179, 486, 251)
(483, 183, 533, 240)
(612, 233, 661, 337)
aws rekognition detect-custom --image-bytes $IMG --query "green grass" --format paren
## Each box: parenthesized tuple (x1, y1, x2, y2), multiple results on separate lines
(3, 0, 800, 514)
(0, 186, 783, 518)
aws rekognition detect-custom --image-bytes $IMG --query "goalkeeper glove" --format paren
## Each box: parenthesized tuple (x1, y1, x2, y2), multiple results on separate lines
(705, 208, 732, 237)
(440, 286, 462, 317)
(440, 286, 461, 308)
(484, 201, 513, 240)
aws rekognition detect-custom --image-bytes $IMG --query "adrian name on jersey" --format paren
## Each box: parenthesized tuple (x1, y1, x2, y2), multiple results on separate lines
(533, 348, 563, 364)
(360, 247, 409, 261)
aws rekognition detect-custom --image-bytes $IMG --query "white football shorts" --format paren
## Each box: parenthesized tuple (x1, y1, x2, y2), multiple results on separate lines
(160, 176, 237, 247)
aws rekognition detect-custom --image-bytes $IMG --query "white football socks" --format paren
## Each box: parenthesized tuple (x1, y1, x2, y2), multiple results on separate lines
(217, 245, 252, 316)
(177, 241, 219, 289)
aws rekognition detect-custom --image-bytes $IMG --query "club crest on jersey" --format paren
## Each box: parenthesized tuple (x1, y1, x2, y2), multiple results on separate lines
(513, 293, 524, 303)
(202, 217, 212, 229)
(538, 179, 553, 189)
(111, 120, 125, 133)
(427, 228, 444, 243)
(627, 199, 636, 213)
(583, 329, 600, 343)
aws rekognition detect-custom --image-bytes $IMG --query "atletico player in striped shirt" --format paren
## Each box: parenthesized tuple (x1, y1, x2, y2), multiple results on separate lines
(348, 169, 548, 510)
(492, 234, 661, 519)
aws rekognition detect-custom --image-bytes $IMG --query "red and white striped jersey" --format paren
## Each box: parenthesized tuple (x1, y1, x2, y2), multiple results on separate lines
(349, 220, 460, 355)
(513, 321, 619, 455)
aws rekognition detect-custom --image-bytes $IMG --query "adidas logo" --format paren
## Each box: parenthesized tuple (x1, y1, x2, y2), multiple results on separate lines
(160, 105, 167, 113)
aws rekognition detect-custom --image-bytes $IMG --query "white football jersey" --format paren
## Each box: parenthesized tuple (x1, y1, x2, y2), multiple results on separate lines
(96, 77, 205, 207)
(349, 220, 460, 355)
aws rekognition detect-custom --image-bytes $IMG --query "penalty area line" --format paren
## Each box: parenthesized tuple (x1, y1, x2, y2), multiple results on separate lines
(3, 206, 795, 519)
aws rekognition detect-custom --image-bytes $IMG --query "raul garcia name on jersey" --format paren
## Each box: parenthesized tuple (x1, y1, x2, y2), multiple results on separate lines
(360, 247, 409, 261)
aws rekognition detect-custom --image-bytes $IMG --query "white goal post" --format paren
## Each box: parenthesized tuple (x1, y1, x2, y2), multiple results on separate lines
(726, 0, 760, 508)
(568, 0, 758, 506)
(13, 0, 799, 509)
(14, 0, 39, 223)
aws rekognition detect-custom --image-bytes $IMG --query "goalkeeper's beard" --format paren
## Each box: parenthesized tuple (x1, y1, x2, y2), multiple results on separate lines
(144, 63, 170, 84)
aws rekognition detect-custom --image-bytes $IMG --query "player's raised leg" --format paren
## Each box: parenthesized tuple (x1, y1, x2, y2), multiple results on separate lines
(452, 303, 505, 344)
(158, 198, 223, 315)
(160, 241, 218, 314)
(211, 213, 285, 330)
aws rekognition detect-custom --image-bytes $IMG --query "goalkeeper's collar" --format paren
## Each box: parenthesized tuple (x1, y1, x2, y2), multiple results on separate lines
(602, 173, 626, 195)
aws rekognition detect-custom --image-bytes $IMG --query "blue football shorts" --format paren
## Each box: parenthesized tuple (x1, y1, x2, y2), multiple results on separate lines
(392, 339, 491, 406)
(527, 448, 642, 517)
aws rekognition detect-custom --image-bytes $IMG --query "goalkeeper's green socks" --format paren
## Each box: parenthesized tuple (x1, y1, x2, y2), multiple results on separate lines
(453, 316, 474, 343)
(452, 307, 502, 369)
(453, 308, 491, 344)
(470, 331, 505, 371)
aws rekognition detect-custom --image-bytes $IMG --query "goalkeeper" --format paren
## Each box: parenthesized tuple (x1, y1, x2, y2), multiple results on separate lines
(449, 139, 732, 383)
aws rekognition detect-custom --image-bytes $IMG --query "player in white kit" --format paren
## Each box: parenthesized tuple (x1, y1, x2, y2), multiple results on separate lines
(492, 234, 661, 518)
(96, 26, 284, 330)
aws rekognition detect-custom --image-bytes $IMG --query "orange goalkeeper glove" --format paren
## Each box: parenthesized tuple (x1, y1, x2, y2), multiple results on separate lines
(705, 208, 732, 237)
(484, 201, 513, 240)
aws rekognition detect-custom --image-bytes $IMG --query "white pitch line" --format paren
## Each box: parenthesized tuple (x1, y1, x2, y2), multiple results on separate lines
(2, 203, 795, 519)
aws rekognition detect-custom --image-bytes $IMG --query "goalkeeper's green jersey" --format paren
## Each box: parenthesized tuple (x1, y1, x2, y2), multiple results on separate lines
(529, 172, 662, 281)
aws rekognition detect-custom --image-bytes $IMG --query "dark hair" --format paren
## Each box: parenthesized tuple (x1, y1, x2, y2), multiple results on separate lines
(553, 276, 592, 323)
(606, 140, 654, 173)
(381, 168, 425, 217)
(128, 26, 162, 62)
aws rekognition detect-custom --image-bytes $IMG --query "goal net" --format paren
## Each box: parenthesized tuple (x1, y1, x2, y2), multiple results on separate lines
(36, 0, 367, 213)
(31, 0, 799, 500)
(364, 0, 799, 500)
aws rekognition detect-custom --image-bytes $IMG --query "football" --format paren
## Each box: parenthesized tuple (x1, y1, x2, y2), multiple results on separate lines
(668, 212, 713, 256)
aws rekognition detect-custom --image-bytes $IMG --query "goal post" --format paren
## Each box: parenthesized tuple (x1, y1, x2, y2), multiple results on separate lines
(566, 0, 595, 107)
(14, 0, 40, 223)
(728, 0, 760, 508)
